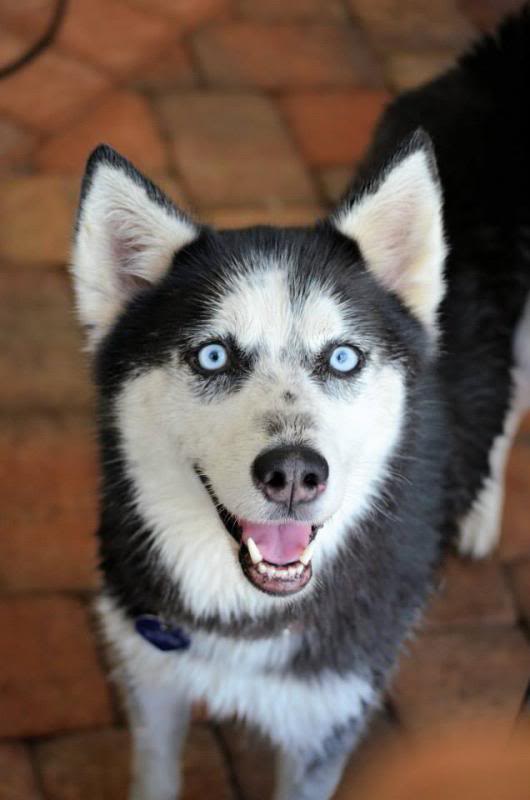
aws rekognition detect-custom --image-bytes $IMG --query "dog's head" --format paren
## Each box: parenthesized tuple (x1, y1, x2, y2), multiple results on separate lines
(72, 132, 446, 621)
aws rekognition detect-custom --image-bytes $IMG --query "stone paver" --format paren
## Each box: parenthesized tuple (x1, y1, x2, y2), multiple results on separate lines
(35, 92, 168, 174)
(156, 92, 317, 207)
(0, 415, 98, 592)
(0, 175, 81, 265)
(425, 555, 515, 627)
(219, 723, 275, 800)
(518, 410, 530, 436)
(204, 205, 324, 229)
(318, 165, 353, 204)
(34, 728, 130, 800)
(509, 558, 530, 623)
(500, 442, 530, 562)
(127, 0, 231, 30)
(34, 725, 235, 800)
(460, 0, 526, 32)
(0, 33, 110, 134)
(499, 442, 530, 561)
(348, 723, 530, 800)
(384, 49, 459, 91)
(238, 0, 348, 20)
(150, 173, 192, 211)
(0, 595, 113, 738)
(131, 43, 197, 92)
(334, 715, 403, 800)
(391, 627, 530, 732)
(0, 271, 92, 411)
(350, 0, 476, 50)
(0, 26, 34, 67)
(57, 0, 177, 78)
(280, 89, 390, 166)
(0, 0, 54, 38)
(0, 119, 35, 173)
(182, 725, 235, 800)
(193, 22, 384, 89)
(0, 742, 42, 800)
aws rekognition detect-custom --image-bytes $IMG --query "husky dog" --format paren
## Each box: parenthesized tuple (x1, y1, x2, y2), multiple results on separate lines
(71, 10, 530, 800)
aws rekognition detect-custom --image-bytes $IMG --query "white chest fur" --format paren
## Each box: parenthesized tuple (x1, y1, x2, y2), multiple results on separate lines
(97, 595, 375, 752)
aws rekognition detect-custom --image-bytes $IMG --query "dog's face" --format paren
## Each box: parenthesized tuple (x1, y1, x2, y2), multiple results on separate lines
(72, 134, 446, 621)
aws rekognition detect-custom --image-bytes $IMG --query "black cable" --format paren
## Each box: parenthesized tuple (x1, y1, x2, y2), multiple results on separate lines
(0, 0, 68, 80)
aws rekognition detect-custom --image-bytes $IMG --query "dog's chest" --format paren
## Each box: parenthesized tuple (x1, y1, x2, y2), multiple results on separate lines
(158, 629, 375, 748)
(100, 598, 375, 749)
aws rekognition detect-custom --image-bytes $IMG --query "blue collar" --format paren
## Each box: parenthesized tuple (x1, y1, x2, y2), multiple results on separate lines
(135, 615, 191, 652)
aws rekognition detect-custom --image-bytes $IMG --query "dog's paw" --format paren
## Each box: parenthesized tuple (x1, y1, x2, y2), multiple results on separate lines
(457, 478, 503, 558)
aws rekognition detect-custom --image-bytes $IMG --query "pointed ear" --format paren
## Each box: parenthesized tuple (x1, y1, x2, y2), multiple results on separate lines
(71, 144, 199, 350)
(331, 130, 446, 335)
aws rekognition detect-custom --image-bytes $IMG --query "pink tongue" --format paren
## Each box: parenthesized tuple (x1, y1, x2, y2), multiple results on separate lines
(241, 520, 311, 565)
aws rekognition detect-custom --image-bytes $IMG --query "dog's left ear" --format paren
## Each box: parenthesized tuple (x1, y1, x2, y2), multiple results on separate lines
(72, 144, 199, 350)
(331, 130, 446, 335)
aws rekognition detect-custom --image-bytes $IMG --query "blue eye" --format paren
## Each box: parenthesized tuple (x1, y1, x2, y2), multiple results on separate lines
(328, 345, 361, 374)
(197, 343, 228, 372)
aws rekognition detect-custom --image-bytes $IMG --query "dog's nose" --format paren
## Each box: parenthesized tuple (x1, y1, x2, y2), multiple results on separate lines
(252, 445, 328, 507)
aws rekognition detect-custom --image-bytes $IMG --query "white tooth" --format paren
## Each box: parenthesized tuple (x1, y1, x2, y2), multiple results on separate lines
(247, 537, 263, 565)
(300, 542, 315, 566)
(258, 562, 267, 574)
(288, 567, 297, 579)
(296, 564, 304, 577)
(267, 567, 277, 578)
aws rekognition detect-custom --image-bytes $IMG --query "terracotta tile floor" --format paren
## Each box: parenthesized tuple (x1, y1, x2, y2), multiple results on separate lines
(0, 1, 528, 797)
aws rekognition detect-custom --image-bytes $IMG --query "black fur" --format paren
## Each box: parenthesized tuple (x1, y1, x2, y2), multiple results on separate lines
(352, 9, 530, 532)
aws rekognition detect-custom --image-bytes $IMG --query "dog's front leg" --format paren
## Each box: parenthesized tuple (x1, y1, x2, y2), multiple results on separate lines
(273, 720, 361, 800)
(125, 676, 191, 800)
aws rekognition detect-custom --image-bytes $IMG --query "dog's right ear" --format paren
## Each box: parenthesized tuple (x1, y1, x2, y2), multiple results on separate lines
(71, 144, 199, 351)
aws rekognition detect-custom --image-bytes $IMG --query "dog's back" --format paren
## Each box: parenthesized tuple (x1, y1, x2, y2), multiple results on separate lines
(355, 8, 530, 557)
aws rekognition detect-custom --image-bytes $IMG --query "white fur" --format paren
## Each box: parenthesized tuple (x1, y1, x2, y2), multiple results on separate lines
(128, 680, 190, 800)
(115, 261, 406, 623)
(334, 148, 447, 334)
(203, 262, 348, 354)
(459, 293, 530, 557)
(98, 595, 375, 755)
(71, 162, 197, 349)
(274, 747, 354, 800)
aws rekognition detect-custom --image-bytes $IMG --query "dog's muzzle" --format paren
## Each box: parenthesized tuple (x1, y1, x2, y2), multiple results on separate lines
(195, 465, 323, 597)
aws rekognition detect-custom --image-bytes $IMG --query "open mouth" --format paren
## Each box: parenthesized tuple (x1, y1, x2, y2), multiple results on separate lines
(238, 520, 317, 596)
(196, 468, 318, 596)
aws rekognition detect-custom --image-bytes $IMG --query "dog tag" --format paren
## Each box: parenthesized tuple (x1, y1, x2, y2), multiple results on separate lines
(135, 615, 191, 652)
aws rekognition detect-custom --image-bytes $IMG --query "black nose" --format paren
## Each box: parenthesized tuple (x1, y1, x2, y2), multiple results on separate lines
(252, 445, 329, 507)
